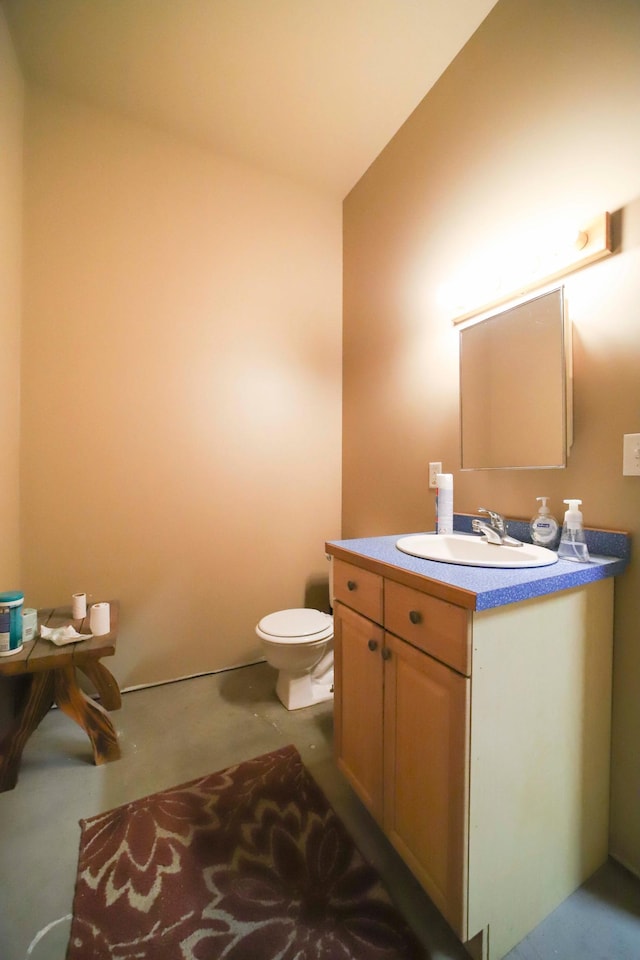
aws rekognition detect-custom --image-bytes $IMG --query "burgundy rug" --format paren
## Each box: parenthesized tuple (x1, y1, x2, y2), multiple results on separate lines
(67, 744, 426, 959)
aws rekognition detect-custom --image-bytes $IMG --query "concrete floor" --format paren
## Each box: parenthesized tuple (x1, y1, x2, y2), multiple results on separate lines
(1, 663, 639, 960)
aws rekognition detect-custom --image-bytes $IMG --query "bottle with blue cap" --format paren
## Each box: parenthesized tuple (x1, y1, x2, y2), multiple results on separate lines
(0, 591, 24, 657)
(557, 500, 590, 562)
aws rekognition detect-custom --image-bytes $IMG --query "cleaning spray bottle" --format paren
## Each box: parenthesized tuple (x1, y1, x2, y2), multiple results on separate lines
(435, 473, 453, 535)
(530, 497, 559, 548)
(557, 499, 590, 562)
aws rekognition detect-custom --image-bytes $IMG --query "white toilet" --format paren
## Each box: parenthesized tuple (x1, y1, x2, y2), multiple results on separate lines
(256, 606, 334, 711)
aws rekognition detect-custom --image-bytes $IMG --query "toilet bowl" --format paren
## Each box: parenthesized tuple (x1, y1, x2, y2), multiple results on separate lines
(256, 607, 334, 711)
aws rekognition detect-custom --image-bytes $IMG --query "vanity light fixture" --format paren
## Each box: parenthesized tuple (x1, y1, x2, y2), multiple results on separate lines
(451, 211, 613, 326)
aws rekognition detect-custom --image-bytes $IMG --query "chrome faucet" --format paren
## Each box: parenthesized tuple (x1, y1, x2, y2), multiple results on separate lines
(472, 508, 523, 547)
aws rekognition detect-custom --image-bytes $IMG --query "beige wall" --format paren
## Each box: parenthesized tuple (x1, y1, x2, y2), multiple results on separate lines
(344, 0, 640, 873)
(0, 9, 23, 587)
(21, 88, 342, 687)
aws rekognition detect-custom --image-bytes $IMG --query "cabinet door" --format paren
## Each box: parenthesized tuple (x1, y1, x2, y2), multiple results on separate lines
(383, 631, 470, 937)
(333, 601, 384, 822)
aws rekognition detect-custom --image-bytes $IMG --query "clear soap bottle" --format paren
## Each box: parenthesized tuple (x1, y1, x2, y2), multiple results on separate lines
(557, 499, 590, 562)
(530, 497, 559, 548)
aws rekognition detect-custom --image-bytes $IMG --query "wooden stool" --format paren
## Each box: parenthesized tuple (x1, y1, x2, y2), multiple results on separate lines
(0, 600, 121, 792)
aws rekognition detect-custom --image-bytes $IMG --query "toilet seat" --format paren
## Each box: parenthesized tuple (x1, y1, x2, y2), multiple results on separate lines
(257, 608, 333, 643)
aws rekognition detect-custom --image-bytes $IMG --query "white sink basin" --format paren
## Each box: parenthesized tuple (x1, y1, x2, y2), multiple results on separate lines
(395, 533, 558, 568)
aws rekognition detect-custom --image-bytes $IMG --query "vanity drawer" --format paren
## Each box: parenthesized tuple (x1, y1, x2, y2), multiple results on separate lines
(384, 580, 471, 676)
(333, 559, 383, 624)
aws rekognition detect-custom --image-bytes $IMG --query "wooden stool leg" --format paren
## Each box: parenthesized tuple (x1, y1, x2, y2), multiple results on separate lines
(54, 665, 120, 765)
(0, 672, 55, 792)
(77, 660, 122, 711)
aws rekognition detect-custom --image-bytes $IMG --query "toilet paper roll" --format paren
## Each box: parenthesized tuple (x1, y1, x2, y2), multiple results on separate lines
(89, 602, 110, 636)
(72, 593, 87, 619)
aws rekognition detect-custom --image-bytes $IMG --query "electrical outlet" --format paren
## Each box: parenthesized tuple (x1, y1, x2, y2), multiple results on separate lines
(429, 462, 443, 488)
(623, 434, 640, 476)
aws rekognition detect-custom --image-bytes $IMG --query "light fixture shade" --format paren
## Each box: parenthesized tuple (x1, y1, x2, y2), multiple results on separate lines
(451, 212, 613, 326)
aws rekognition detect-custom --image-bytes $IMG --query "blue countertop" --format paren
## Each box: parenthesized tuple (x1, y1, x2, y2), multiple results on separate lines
(326, 520, 630, 611)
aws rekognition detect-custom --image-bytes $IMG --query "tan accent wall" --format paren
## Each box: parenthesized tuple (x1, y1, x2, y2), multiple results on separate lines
(21, 88, 342, 687)
(343, 0, 640, 872)
(0, 9, 23, 588)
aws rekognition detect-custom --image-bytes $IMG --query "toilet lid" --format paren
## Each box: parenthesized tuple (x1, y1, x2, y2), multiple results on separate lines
(258, 608, 333, 642)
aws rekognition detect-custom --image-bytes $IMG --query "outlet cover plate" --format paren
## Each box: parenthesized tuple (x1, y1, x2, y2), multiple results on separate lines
(429, 462, 443, 488)
(623, 434, 640, 476)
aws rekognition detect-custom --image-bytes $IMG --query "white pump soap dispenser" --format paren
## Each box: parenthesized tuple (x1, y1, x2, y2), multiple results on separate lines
(530, 497, 559, 547)
(557, 499, 590, 562)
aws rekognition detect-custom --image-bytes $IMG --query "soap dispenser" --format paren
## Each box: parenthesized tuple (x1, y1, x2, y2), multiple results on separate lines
(530, 497, 559, 548)
(557, 499, 590, 562)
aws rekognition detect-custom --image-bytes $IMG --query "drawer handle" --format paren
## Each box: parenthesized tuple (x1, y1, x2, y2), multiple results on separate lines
(347, 580, 357, 591)
(381, 647, 391, 661)
(409, 610, 422, 625)
(368, 639, 378, 652)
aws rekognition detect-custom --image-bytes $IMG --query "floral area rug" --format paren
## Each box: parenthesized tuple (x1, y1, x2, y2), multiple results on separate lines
(67, 744, 426, 959)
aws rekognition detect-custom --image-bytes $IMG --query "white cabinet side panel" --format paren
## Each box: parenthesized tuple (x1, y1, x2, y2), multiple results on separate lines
(467, 580, 613, 958)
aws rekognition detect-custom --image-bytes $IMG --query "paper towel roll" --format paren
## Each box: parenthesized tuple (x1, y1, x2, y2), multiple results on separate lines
(72, 593, 87, 619)
(89, 602, 110, 636)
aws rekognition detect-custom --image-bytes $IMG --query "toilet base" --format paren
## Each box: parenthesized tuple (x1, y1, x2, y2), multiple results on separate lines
(275, 669, 334, 711)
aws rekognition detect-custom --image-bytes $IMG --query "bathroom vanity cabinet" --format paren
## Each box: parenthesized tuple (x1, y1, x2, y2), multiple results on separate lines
(328, 544, 619, 960)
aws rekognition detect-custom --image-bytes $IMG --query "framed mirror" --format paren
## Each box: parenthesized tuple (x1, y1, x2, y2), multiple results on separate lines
(459, 286, 571, 470)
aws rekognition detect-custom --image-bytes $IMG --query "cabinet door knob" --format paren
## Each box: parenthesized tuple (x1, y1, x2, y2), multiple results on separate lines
(381, 647, 392, 661)
(368, 638, 378, 652)
(347, 580, 357, 591)
(409, 610, 422, 625)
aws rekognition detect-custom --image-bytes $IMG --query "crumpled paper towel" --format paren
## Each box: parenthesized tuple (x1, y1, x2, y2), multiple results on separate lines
(40, 624, 93, 646)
